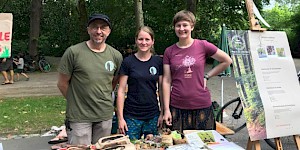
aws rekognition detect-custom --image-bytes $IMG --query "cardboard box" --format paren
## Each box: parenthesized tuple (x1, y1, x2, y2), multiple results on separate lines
(0, 13, 13, 58)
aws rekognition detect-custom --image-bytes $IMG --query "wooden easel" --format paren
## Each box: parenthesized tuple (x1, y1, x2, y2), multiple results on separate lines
(244, 0, 300, 149)
(245, 0, 266, 31)
(246, 135, 300, 150)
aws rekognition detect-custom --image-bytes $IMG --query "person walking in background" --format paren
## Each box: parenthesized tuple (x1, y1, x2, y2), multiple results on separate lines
(162, 10, 232, 132)
(0, 57, 14, 85)
(116, 26, 163, 140)
(13, 53, 29, 81)
(57, 13, 123, 145)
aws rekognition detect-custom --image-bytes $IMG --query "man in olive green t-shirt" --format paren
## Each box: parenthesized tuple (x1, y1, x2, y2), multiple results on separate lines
(57, 13, 123, 145)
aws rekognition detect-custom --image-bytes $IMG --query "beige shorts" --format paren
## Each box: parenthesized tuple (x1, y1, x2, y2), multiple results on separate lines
(66, 119, 112, 145)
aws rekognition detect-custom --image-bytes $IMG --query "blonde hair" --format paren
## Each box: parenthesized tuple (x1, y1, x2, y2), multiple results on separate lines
(135, 26, 156, 54)
(173, 10, 196, 27)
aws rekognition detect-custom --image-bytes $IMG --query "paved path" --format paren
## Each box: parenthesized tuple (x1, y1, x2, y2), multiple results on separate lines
(0, 71, 61, 98)
(0, 58, 299, 150)
(1, 136, 53, 150)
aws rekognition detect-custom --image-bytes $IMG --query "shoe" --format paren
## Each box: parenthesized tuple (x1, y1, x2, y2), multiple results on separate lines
(1, 82, 12, 85)
(48, 136, 68, 144)
(26, 78, 30, 81)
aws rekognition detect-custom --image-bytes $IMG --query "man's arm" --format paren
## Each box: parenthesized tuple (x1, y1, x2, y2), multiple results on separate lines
(57, 73, 71, 99)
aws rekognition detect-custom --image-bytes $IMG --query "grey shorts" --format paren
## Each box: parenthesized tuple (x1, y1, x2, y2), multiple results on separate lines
(66, 119, 112, 145)
(0, 59, 13, 72)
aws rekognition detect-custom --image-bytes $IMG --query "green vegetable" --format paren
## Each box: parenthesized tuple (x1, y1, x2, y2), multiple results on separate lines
(171, 131, 182, 140)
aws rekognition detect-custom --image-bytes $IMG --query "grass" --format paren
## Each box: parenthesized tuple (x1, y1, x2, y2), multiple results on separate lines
(0, 96, 66, 136)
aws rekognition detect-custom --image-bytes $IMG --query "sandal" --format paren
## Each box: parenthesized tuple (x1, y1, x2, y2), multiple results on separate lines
(1, 82, 11, 85)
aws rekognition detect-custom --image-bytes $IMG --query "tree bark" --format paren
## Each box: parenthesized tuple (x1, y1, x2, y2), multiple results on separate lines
(29, 0, 42, 61)
(186, 0, 198, 37)
(77, 0, 88, 41)
(134, 0, 144, 30)
(186, 0, 198, 15)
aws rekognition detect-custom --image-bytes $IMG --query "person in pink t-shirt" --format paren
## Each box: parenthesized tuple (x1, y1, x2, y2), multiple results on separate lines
(162, 10, 232, 132)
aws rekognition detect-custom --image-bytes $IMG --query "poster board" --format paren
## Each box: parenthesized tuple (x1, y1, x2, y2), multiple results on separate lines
(0, 13, 13, 58)
(166, 130, 244, 150)
(227, 30, 300, 141)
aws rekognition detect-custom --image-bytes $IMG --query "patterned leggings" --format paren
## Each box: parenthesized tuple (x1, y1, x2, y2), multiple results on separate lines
(125, 115, 159, 140)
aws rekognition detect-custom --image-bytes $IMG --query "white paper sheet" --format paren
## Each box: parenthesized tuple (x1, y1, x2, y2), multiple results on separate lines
(208, 142, 245, 150)
(249, 31, 300, 139)
(183, 130, 243, 150)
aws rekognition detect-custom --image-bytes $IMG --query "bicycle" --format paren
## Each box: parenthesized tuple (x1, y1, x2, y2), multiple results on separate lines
(38, 55, 51, 73)
(24, 54, 51, 73)
(215, 97, 246, 133)
(216, 96, 300, 149)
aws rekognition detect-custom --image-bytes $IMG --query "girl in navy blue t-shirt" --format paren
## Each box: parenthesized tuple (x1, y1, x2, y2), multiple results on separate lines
(117, 26, 163, 140)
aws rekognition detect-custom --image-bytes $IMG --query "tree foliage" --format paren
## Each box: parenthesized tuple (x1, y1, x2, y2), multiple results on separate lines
(1, 0, 31, 54)
(289, 4, 300, 52)
(263, 2, 300, 52)
(7, 0, 300, 57)
(274, 0, 300, 6)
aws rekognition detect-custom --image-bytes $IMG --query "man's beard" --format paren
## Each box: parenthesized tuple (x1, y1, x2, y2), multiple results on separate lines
(92, 35, 107, 44)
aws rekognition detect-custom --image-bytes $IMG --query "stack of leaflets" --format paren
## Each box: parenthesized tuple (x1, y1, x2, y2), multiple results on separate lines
(180, 130, 244, 150)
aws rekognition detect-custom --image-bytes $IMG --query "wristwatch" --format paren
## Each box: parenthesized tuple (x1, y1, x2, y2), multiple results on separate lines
(204, 74, 209, 80)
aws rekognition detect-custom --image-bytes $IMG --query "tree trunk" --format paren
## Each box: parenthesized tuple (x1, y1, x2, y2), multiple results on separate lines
(134, 0, 144, 30)
(29, 0, 42, 60)
(186, 0, 198, 37)
(66, 0, 72, 47)
(77, 0, 88, 41)
(186, 0, 197, 15)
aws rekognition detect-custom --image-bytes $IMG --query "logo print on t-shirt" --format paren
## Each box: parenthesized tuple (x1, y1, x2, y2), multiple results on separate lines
(105, 61, 114, 71)
(149, 66, 157, 75)
(231, 35, 246, 51)
(183, 55, 195, 74)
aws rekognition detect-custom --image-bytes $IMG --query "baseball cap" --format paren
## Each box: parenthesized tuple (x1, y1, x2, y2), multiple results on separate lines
(87, 14, 111, 29)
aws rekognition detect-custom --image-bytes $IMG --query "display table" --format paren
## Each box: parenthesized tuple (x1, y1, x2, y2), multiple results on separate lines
(216, 122, 235, 136)
(50, 123, 237, 150)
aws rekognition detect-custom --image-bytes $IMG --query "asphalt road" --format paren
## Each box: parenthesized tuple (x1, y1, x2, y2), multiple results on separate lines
(0, 58, 299, 150)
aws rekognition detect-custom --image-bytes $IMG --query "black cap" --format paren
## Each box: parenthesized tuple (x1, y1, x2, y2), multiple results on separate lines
(87, 14, 111, 29)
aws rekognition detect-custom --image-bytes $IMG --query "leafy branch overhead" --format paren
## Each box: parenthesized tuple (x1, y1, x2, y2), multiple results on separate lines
(1, 0, 299, 56)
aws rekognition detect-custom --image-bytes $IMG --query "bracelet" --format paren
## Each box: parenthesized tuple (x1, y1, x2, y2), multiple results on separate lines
(204, 74, 209, 80)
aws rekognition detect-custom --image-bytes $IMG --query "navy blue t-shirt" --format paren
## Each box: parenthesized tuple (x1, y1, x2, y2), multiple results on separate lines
(119, 54, 163, 120)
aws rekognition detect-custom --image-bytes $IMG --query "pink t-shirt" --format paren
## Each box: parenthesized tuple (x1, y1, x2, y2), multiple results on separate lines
(163, 39, 218, 109)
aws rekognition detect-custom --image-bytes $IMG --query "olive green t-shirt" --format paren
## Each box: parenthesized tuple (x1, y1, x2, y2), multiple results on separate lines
(58, 42, 123, 122)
